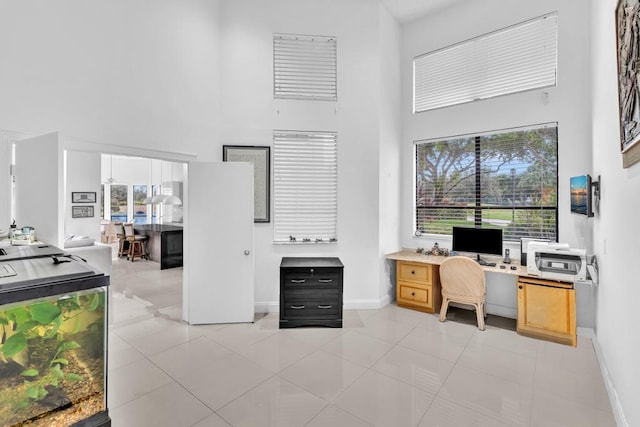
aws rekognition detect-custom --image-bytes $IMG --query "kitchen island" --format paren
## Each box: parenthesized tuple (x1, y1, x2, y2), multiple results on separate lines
(134, 224, 183, 269)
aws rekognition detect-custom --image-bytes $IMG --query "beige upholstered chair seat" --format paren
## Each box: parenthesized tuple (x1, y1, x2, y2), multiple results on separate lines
(439, 256, 487, 330)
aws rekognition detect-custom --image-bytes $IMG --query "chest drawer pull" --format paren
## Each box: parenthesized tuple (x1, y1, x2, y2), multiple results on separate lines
(318, 305, 333, 309)
(290, 279, 306, 284)
(318, 279, 333, 283)
(290, 305, 305, 309)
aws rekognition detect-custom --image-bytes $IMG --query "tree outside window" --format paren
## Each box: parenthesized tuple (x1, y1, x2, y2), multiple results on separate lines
(415, 124, 558, 241)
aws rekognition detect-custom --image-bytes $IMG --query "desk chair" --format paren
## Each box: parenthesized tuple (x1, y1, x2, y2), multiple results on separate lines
(123, 223, 148, 262)
(439, 256, 487, 331)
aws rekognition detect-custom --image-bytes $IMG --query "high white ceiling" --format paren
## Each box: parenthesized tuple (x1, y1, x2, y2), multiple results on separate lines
(380, 0, 469, 24)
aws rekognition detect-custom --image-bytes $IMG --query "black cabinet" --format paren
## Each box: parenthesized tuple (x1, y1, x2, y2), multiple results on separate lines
(279, 257, 343, 328)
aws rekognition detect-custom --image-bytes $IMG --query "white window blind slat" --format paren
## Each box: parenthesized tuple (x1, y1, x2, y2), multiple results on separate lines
(414, 13, 557, 112)
(273, 130, 337, 243)
(274, 34, 337, 101)
(415, 124, 558, 241)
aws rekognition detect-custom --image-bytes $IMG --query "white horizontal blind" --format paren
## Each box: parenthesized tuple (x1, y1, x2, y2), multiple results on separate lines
(274, 33, 337, 101)
(415, 124, 558, 241)
(414, 13, 557, 113)
(273, 131, 337, 243)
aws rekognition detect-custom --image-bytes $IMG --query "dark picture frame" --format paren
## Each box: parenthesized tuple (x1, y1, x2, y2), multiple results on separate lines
(223, 145, 271, 223)
(72, 205, 94, 218)
(72, 192, 97, 203)
(616, 0, 640, 167)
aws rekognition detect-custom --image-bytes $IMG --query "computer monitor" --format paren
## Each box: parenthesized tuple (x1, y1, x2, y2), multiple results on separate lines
(452, 226, 503, 264)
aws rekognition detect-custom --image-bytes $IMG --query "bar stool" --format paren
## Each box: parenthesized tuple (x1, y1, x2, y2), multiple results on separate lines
(116, 222, 129, 257)
(123, 223, 148, 262)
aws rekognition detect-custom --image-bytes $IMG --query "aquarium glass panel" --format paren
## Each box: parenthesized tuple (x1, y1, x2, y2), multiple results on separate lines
(0, 288, 107, 426)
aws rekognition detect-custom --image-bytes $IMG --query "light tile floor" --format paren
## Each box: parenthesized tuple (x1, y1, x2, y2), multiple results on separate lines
(107, 258, 616, 427)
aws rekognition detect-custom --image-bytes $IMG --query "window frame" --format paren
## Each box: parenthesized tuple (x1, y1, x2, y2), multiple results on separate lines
(414, 124, 559, 242)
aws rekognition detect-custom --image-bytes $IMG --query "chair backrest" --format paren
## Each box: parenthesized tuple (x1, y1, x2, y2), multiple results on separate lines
(439, 256, 486, 299)
(123, 223, 135, 239)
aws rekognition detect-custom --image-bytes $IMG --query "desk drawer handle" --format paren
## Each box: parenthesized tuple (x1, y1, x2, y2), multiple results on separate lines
(318, 305, 333, 309)
(411, 292, 415, 296)
(290, 305, 305, 310)
(290, 279, 306, 284)
(318, 279, 333, 283)
(411, 270, 415, 274)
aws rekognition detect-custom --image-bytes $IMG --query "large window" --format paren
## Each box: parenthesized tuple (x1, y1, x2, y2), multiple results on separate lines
(413, 13, 557, 112)
(133, 185, 147, 224)
(273, 130, 337, 243)
(415, 124, 558, 241)
(110, 185, 128, 222)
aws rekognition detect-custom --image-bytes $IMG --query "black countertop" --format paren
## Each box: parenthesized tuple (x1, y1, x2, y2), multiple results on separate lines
(134, 224, 183, 232)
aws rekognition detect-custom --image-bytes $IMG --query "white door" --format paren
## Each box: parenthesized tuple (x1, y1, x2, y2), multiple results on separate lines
(184, 161, 254, 324)
(14, 132, 64, 247)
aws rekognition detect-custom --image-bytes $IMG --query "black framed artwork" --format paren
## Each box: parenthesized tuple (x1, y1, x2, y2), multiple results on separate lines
(72, 192, 97, 203)
(72, 206, 94, 218)
(223, 145, 271, 223)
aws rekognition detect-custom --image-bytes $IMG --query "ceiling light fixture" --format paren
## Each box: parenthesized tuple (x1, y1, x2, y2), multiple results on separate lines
(104, 155, 117, 184)
(163, 161, 182, 205)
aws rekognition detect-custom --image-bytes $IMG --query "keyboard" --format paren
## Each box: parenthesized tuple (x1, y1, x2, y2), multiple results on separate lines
(477, 260, 497, 267)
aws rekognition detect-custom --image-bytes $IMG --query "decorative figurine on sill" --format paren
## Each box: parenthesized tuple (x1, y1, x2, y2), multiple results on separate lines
(431, 242, 441, 256)
(416, 247, 425, 254)
(425, 242, 450, 257)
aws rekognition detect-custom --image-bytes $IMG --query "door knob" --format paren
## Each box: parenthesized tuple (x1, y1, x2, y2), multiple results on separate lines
(244, 250, 251, 255)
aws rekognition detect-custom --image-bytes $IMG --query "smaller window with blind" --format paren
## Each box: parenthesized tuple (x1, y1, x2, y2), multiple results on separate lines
(413, 13, 557, 113)
(273, 130, 337, 243)
(415, 124, 558, 241)
(273, 33, 337, 101)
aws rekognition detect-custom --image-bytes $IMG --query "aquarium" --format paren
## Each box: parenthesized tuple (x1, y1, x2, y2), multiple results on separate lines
(0, 287, 108, 426)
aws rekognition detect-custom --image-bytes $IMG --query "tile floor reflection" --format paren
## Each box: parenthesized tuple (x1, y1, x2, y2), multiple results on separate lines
(107, 258, 616, 427)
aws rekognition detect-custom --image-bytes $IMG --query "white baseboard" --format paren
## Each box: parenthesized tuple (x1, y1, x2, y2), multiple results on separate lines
(591, 333, 629, 427)
(255, 295, 391, 314)
(254, 301, 279, 314)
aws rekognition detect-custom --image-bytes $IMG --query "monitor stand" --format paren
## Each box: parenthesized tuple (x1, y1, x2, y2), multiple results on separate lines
(475, 254, 496, 267)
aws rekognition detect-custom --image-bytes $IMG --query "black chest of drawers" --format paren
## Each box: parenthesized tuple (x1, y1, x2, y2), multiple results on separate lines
(279, 257, 343, 328)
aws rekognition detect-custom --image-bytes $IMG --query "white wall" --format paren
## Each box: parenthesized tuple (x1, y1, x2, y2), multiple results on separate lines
(0, 0, 222, 156)
(591, 1, 639, 425)
(399, 0, 595, 324)
(378, 4, 403, 303)
(217, 0, 397, 309)
(0, 0, 399, 310)
(66, 150, 101, 240)
(14, 133, 64, 247)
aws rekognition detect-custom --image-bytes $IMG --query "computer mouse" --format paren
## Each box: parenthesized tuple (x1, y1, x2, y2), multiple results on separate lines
(499, 265, 506, 269)
(510, 265, 517, 270)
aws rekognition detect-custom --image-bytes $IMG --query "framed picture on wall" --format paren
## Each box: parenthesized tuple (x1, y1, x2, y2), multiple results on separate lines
(616, 0, 640, 167)
(72, 206, 94, 218)
(223, 145, 271, 223)
(72, 192, 97, 203)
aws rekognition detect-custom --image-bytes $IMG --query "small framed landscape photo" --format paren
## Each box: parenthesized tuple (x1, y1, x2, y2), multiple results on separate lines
(72, 206, 94, 218)
(72, 192, 97, 203)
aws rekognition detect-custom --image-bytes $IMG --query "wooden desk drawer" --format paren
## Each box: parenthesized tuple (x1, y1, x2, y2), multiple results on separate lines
(397, 262, 431, 284)
(397, 281, 432, 308)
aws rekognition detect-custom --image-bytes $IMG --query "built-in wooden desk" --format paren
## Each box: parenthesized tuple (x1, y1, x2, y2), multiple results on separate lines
(385, 250, 576, 346)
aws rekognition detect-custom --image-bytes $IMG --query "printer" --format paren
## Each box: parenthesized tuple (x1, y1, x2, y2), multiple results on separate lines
(527, 242, 587, 283)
